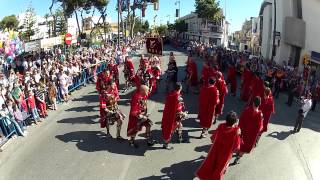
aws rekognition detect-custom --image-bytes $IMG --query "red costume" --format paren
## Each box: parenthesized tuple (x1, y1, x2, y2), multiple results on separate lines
(186, 59, 198, 86)
(200, 65, 214, 86)
(250, 75, 265, 101)
(239, 106, 263, 153)
(99, 91, 110, 128)
(96, 71, 111, 94)
(124, 59, 135, 80)
(161, 90, 184, 142)
(215, 78, 228, 116)
(240, 69, 253, 102)
(260, 94, 275, 132)
(108, 63, 119, 88)
(196, 123, 241, 180)
(127, 90, 149, 137)
(198, 85, 220, 128)
(227, 66, 237, 95)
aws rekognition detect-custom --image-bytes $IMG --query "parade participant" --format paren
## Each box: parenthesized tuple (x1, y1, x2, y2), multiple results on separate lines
(96, 69, 112, 94)
(260, 88, 275, 133)
(107, 59, 120, 88)
(293, 92, 313, 133)
(215, 72, 228, 122)
(165, 53, 178, 92)
(185, 56, 198, 93)
(123, 56, 135, 92)
(233, 96, 263, 164)
(127, 85, 156, 148)
(227, 63, 237, 96)
(151, 55, 162, 93)
(135, 60, 154, 93)
(161, 82, 187, 150)
(99, 81, 125, 139)
(240, 66, 253, 102)
(249, 72, 265, 103)
(200, 61, 213, 87)
(198, 78, 220, 138)
(196, 111, 241, 180)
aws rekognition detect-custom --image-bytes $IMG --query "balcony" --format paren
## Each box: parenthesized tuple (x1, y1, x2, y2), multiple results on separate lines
(200, 25, 223, 33)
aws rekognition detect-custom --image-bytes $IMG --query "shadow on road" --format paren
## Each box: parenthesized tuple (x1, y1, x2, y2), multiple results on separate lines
(65, 105, 98, 113)
(267, 131, 293, 140)
(139, 156, 204, 180)
(57, 115, 99, 125)
(55, 131, 163, 156)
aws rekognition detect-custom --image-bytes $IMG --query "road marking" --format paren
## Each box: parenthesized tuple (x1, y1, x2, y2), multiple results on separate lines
(119, 159, 132, 180)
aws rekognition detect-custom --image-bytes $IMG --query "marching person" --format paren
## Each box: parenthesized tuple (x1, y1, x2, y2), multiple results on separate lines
(233, 96, 263, 164)
(293, 91, 313, 133)
(198, 77, 220, 138)
(123, 56, 135, 92)
(227, 63, 237, 96)
(260, 88, 275, 133)
(99, 81, 125, 140)
(240, 65, 253, 102)
(96, 69, 112, 94)
(127, 85, 156, 148)
(215, 72, 228, 122)
(135, 60, 153, 91)
(161, 82, 187, 150)
(249, 73, 265, 103)
(107, 59, 120, 89)
(185, 56, 198, 94)
(165, 53, 178, 92)
(196, 111, 241, 180)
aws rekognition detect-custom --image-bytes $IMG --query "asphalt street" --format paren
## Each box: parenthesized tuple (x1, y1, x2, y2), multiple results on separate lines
(0, 45, 319, 180)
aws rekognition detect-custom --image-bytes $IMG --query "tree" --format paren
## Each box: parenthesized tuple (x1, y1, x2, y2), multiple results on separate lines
(195, 0, 223, 23)
(155, 25, 168, 35)
(142, 20, 149, 32)
(0, 15, 19, 30)
(174, 20, 187, 34)
(21, 5, 38, 41)
(55, 9, 67, 35)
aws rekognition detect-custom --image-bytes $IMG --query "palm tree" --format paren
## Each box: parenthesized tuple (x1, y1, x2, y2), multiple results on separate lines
(44, 13, 51, 37)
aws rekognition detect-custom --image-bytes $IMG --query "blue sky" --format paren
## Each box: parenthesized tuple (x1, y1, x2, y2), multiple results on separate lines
(0, 0, 263, 32)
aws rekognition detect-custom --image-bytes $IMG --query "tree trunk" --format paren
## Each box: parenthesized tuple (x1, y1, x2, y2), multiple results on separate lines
(130, 9, 136, 39)
(75, 11, 81, 34)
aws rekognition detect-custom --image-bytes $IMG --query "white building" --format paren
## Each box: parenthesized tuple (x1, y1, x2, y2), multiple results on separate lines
(259, 0, 320, 68)
(178, 12, 229, 47)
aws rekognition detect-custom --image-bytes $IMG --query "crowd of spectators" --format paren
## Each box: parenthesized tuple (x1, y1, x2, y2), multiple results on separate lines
(172, 38, 320, 111)
(0, 39, 144, 146)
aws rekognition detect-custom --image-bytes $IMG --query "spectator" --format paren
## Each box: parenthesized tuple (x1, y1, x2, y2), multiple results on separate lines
(34, 84, 47, 118)
(58, 70, 70, 102)
(48, 82, 57, 111)
(27, 90, 41, 124)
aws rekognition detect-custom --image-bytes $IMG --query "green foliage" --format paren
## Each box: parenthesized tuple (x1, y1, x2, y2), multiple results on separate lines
(174, 20, 187, 34)
(133, 18, 149, 33)
(21, 5, 38, 41)
(0, 15, 19, 30)
(155, 25, 168, 35)
(195, 0, 223, 22)
(54, 9, 67, 35)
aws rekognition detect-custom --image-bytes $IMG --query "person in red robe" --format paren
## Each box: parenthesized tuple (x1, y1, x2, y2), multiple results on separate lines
(198, 78, 220, 138)
(227, 63, 237, 96)
(99, 81, 125, 140)
(96, 69, 112, 94)
(233, 96, 263, 164)
(123, 56, 135, 92)
(196, 111, 241, 180)
(161, 83, 187, 149)
(185, 56, 198, 93)
(200, 61, 212, 87)
(240, 67, 253, 102)
(107, 59, 119, 88)
(215, 72, 228, 122)
(249, 73, 265, 103)
(260, 88, 275, 133)
(127, 85, 156, 148)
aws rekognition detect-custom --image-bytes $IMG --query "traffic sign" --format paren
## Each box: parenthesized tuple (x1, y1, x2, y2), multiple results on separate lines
(65, 33, 72, 45)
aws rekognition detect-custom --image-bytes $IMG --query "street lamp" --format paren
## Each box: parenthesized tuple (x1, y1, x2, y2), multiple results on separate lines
(175, 1, 180, 19)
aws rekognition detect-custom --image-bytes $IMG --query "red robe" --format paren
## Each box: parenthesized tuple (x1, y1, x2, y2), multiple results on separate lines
(240, 69, 253, 102)
(215, 78, 228, 115)
(227, 66, 237, 94)
(250, 76, 265, 100)
(127, 91, 148, 136)
(161, 91, 181, 142)
(124, 60, 135, 79)
(108, 64, 119, 88)
(187, 61, 198, 86)
(201, 66, 214, 86)
(99, 92, 111, 128)
(198, 85, 220, 128)
(96, 73, 111, 94)
(196, 123, 241, 180)
(260, 95, 275, 132)
(239, 106, 263, 153)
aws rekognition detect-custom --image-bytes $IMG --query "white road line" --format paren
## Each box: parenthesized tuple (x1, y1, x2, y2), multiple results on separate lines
(119, 158, 132, 180)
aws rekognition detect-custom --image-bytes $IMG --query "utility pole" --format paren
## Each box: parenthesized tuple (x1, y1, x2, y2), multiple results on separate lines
(271, 0, 277, 62)
(117, 0, 120, 48)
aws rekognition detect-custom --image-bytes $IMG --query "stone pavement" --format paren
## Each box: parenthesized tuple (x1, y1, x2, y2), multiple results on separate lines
(0, 45, 319, 180)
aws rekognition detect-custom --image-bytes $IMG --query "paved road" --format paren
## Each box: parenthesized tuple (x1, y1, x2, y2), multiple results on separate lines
(0, 46, 319, 180)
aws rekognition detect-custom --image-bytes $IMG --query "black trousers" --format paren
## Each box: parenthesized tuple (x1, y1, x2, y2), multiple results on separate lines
(294, 113, 304, 132)
(311, 100, 317, 111)
(287, 92, 294, 106)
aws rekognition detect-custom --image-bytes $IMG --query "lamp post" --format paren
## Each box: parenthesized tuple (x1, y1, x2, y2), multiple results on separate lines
(175, 1, 180, 19)
(271, 0, 277, 62)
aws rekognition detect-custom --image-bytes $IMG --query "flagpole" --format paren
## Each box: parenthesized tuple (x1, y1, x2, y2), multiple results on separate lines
(117, 0, 120, 48)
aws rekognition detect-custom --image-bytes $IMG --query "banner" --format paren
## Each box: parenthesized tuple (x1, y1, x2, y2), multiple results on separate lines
(146, 37, 163, 55)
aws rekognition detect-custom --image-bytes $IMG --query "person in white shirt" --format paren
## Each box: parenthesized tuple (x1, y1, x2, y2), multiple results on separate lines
(293, 92, 313, 133)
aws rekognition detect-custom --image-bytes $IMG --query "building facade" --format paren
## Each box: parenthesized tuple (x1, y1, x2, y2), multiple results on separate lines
(259, 0, 320, 68)
(178, 12, 229, 47)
